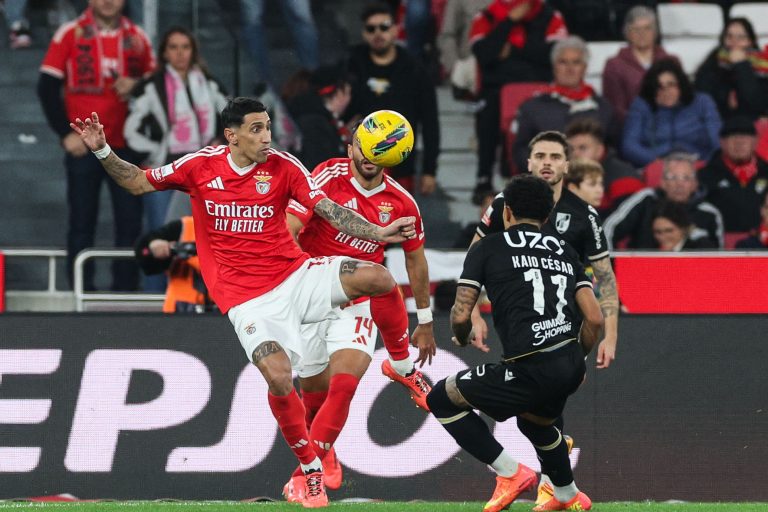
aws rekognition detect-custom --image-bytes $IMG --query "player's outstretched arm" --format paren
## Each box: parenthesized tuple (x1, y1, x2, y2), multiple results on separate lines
(404, 246, 437, 366)
(70, 112, 155, 195)
(314, 198, 416, 243)
(451, 285, 479, 347)
(591, 256, 619, 368)
(576, 287, 605, 356)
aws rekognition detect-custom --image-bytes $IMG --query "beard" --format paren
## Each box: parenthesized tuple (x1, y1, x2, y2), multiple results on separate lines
(369, 43, 394, 57)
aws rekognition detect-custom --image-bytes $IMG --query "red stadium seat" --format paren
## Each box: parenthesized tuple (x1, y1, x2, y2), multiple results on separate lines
(500, 82, 549, 174)
(642, 159, 664, 188)
(724, 231, 749, 249)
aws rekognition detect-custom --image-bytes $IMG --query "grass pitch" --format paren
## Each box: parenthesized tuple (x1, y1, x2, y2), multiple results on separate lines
(0, 503, 767, 511)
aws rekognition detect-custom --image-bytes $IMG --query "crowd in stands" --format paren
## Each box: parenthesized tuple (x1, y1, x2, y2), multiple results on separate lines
(6, 0, 768, 294)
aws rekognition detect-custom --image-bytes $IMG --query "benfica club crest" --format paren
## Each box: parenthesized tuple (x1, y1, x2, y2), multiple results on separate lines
(254, 174, 272, 194)
(378, 204, 394, 224)
(555, 212, 571, 234)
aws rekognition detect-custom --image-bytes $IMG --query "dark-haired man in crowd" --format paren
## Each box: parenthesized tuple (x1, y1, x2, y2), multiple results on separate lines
(346, 2, 440, 196)
(70, 97, 426, 507)
(565, 117, 643, 215)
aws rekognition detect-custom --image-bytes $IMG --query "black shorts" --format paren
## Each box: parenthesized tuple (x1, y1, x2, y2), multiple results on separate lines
(454, 341, 586, 422)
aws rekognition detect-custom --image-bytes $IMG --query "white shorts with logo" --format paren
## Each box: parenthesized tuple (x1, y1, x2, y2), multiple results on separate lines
(296, 300, 379, 377)
(227, 256, 348, 368)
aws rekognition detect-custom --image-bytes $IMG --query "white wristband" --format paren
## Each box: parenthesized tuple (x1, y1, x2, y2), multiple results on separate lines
(416, 307, 433, 324)
(92, 143, 112, 160)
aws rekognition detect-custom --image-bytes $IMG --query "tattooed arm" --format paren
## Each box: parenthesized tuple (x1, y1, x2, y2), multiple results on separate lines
(591, 256, 619, 368)
(451, 286, 480, 347)
(70, 112, 154, 195)
(314, 198, 416, 244)
(99, 152, 156, 195)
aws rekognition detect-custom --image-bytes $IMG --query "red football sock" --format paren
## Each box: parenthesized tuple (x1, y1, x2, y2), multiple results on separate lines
(302, 389, 328, 431)
(267, 389, 317, 465)
(291, 389, 330, 478)
(370, 286, 410, 361)
(308, 373, 360, 459)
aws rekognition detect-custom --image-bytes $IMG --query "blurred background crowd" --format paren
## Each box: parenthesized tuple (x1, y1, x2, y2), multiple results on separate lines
(2, 0, 768, 297)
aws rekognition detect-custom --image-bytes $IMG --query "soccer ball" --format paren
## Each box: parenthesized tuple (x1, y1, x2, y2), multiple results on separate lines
(355, 110, 414, 168)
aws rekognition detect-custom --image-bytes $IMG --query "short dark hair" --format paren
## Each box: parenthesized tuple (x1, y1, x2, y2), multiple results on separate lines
(566, 159, 604, 187)
(565, 117, 605, 143)
(639, 58, 694, 109)
(503, 175, 555, 223)
(528, 131, 570, 160)
(221, 97, 266, 128)
(361, 2, 394, 23)
(652, 200, 691, 229)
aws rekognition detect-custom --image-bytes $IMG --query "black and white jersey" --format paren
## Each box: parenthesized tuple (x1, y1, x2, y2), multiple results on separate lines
(459, 224, 593, 359)
(477, 188, 610, 263)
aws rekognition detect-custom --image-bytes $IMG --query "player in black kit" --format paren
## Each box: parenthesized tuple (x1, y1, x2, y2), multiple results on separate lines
(426, 175, 603, 512)
(471, 131, 619, 504)
(472, 131, 617, 368)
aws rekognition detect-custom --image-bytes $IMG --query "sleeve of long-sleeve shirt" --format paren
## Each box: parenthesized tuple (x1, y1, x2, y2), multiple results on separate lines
(418, 68, 440, 176)
(37, 73, 71, 139)
(471, 17, 514, 67)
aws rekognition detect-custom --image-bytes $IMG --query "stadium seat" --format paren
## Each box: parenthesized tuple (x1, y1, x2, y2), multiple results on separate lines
(499, 82, 549, 173)
(658, 4, 724, 39)
(643, 159, 665, 188)
(724, 231, 750, 249)
(662, 38, 715, 74)
(730, 3, 768, 48)
(586, 41, 624, 94)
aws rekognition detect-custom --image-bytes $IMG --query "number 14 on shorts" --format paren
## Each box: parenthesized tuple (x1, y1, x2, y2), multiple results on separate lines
(353, 316, 374, 345)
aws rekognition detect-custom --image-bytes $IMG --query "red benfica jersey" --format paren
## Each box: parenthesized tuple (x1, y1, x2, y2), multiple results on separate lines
(287, 158, 425, 263)
(40, 10, 155, 147)
(146, 146, 327, 312)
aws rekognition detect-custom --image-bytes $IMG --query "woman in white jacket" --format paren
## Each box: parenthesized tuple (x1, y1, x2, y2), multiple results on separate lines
(124, 26, 228, 290)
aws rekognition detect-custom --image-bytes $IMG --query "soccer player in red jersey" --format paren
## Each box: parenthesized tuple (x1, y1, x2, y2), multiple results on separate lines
(279, 127, 437, 501)
(70, 97, 426, 508)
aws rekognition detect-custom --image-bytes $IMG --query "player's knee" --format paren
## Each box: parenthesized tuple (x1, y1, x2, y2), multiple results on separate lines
(517, 417, 560, 448)
(426, 379, 465, 418)
(258, 366, 294, 395)
(367, 265, 396, 295)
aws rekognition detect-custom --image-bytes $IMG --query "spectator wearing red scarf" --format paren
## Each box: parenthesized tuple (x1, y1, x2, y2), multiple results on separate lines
(468, 0, 568, 204)
(37, 0, 155, 291)
(512, 36, 617, 174)
(699, 116, 768, 232)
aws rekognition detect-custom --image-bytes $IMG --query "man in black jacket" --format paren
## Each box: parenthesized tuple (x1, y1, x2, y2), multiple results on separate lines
(346, 2, 440, 196)
(468, 0, 568, 203)
(699, 116, 768, 233)
(604, 152, 724, 249)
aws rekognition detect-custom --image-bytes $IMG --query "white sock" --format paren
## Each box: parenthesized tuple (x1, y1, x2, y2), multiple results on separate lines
(539, 474, 552, 488)
(553, 481, 578, 503)
(490, 449, 519, 477)
(300, 457, 322, 475)
(389, 356, 414, 376)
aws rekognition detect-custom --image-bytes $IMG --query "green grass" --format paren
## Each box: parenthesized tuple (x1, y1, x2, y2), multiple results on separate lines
(0, 503, 767, 512)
